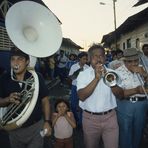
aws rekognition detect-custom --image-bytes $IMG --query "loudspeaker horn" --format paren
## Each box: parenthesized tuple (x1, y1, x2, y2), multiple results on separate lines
(5, 1, 62, 57)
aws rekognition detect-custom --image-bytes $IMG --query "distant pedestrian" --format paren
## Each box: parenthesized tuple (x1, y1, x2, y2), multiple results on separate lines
(68, 52, 89, 127)
(52, 98, 76, 148)
(66, 54, 77, 76)
(56, 50, 68, 86)
(48, 55, 56, 80)
(108, 49, 123, 70)
(115, 47, 148, 148)
(141, 44, 148, 69)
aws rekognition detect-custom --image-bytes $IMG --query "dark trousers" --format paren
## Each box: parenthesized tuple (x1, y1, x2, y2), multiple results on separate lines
(9, 120, 43, 148)
(0, 130, 11, 148)
(56, 67, 67, 84)
(54, 137, 73, 148)
(70, 85, 82, 126)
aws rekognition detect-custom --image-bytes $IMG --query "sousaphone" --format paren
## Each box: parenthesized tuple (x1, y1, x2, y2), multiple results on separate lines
(0, 1, 62, 130)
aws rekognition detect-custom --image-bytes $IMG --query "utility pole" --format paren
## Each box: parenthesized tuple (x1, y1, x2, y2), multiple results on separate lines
(100, 0, 117, 50)
(113, 0, 117, 50)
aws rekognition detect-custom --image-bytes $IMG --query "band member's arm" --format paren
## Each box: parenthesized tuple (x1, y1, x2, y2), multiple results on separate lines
(0, 92, 20, 107)
(111, 85, 124, 99)
(78, 78, 100, 101)
(137, 66, 148, 82)
(78, 63, 102, 101)
(42, 96, 52, 136)
(123, 85, 148, 98)
(0, 97, 10, 107)
(123, 66, 148, 97)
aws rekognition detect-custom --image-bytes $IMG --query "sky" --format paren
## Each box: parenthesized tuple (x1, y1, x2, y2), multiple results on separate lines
(42, 0, 148, 50)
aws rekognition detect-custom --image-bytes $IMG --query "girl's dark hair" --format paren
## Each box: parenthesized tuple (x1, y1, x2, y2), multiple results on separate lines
(54, 98, 70, 112)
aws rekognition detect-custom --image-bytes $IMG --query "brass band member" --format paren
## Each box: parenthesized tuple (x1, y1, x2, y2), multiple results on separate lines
(77, 44, 124, 148)
(0, 47, 52, 148)
(116, 47, 148, 148)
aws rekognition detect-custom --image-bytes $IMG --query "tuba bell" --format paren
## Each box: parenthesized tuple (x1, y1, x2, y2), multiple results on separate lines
(0, 1, 62, 130)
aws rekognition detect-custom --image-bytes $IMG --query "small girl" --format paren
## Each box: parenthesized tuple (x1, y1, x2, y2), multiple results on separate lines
(52, 98, 76, 148)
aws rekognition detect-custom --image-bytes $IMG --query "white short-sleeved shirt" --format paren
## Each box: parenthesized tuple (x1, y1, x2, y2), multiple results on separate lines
(77, 66, 117, 112)
(115, 64, 145, 97)
(108, 59, 123, 70)
(69, 62, 89, 86)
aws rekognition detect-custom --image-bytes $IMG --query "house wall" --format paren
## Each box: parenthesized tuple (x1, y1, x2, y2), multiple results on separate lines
(118, 22, 148, 51)
(60, 45, 80, 56)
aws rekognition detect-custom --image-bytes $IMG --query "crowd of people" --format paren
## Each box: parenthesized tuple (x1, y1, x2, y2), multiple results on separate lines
(0, 43, 148, 148)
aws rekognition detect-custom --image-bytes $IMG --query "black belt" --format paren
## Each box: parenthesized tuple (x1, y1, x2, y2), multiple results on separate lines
(21, 118, 41, 128)
(84, 109, 113, 115)
(126, 96, 147, 103)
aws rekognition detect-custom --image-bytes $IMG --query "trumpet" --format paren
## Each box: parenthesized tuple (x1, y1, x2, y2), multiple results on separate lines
(100, 65, 120, 87)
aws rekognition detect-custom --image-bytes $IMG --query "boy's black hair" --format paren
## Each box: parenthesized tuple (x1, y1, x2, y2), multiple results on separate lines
(54, 98, 70, 112)
(142, 44, 148, 50)
(78, 52, 88, 59)
(10, 46, 29, 60)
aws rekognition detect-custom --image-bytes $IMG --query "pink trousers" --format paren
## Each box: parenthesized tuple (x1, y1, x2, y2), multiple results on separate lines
(82, 109, 119, 148)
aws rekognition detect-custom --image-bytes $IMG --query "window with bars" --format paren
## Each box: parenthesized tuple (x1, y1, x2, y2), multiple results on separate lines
(0, 25, 14, 50)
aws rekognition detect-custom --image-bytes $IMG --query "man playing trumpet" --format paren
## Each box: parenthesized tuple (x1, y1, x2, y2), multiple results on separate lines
(115, 47, 148, 148)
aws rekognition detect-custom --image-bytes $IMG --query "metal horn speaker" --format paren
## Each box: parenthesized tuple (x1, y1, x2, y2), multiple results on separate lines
(5, 1, 62, 57)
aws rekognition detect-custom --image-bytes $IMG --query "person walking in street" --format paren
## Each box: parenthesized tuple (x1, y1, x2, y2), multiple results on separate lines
(115, 47, 148, 148)
(56, 50, 68, 86)
(141, 44, 148, 69)
(68, 52, 89, 127)
(52, 98, 76, 148)
(0, 47, 52, 148)
(77, 44, 124, 148)
(108, 49, 123, 70)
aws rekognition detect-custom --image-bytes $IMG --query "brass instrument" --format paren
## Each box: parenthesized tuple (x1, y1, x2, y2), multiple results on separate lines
(101, 65, 120, 87)
(136, 50, 148, 99)
(0, 1, 62, 130)
(0, 70, 39, 130)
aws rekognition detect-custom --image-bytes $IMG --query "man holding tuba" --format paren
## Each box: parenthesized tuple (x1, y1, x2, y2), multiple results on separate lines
(0, 47, 52, 148)
(115, 47, 148, 148)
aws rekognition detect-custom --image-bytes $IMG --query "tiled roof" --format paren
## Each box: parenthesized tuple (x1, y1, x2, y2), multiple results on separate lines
(101, 7, 148, 46)
(133, 0, 148, 6)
